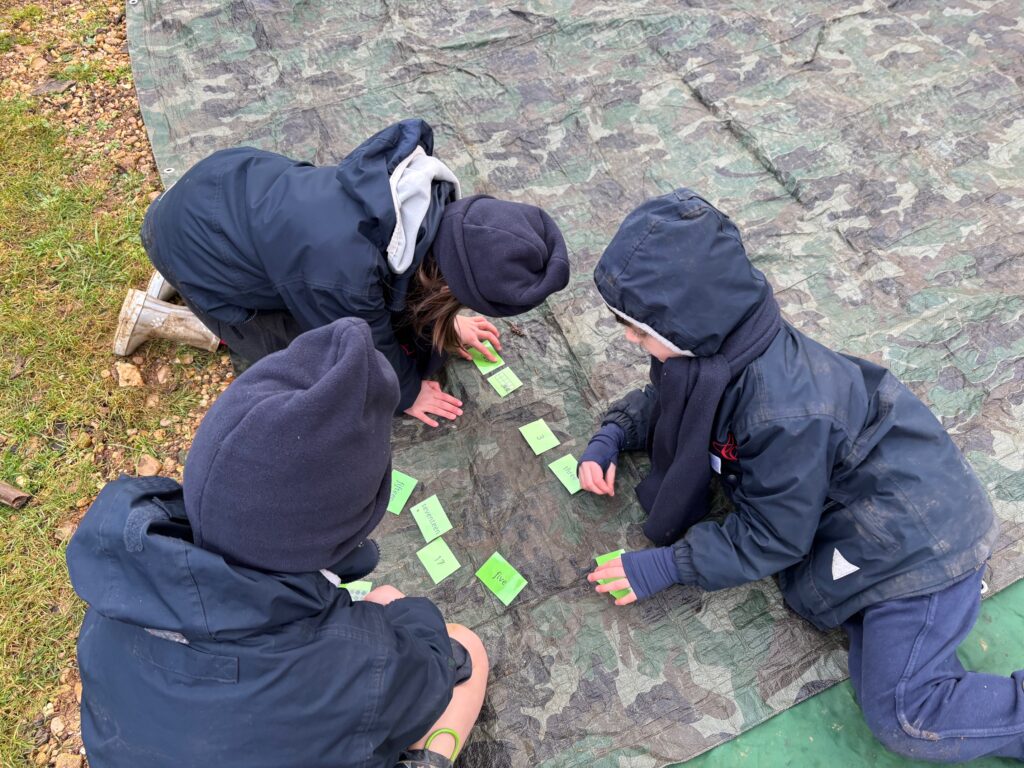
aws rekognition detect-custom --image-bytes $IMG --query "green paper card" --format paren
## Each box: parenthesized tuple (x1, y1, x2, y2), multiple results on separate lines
(341, 580, 373, 601)
(410, 494, 452, 542)
(468, 340, 504, 374)
(519, 419, 560, 455)
(476, 552, 528, 606)
(388, 470, 418, 515)
(487, 367, 522, 397)
(417, 538, 461, 584)
(595, 549, 632, 599)
(548, 454, 581, 494)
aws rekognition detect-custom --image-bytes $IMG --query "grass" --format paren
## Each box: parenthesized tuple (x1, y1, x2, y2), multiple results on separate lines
(0, 98, 199, 765)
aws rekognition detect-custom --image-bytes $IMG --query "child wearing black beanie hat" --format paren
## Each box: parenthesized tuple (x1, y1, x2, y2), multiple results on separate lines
(68, 317, 488, 768)
(136, 119, 570, 429)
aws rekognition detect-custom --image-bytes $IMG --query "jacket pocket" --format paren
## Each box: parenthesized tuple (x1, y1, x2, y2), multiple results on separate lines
(132, 631, 238, 683)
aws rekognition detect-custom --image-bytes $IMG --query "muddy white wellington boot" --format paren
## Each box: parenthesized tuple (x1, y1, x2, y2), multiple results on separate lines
(145, 270, 177, 301)
(113, 289, 220, 356)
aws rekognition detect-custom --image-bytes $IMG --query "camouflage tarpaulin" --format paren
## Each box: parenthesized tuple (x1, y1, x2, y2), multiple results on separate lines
(127, 1, 1024, 765)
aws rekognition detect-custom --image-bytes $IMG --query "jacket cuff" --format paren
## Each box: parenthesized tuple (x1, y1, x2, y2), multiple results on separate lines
(397, 373, 421, 413)
(672, 540, 699, 585)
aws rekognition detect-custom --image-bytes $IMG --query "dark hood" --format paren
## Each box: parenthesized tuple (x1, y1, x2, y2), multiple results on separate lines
(594, 189, 770, 357)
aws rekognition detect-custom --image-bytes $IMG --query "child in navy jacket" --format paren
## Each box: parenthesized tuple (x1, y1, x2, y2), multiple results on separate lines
(582, 189, 1021, 762)
(68, 318, 488, 768)
(141, 119, 569, 427)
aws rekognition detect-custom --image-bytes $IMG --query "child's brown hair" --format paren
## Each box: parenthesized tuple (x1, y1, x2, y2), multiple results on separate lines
(407, 257, 464, 354)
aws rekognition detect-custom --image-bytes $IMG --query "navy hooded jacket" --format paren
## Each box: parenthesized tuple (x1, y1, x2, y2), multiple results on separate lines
(67, 476, 458, 767)
(598, 189, 998, 629)
(145, 119, 451, 410)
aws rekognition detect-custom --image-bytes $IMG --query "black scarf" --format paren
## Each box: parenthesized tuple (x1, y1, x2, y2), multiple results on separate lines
(635, 292, 782, 545)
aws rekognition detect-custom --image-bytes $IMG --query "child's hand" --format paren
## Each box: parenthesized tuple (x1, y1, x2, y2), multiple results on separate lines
(454, 315, 502, 362)
(579, 460, 617, 496)
(405, 380, 464, 427)
(364, 585, 405, 605)
(587, 557, 637, 606)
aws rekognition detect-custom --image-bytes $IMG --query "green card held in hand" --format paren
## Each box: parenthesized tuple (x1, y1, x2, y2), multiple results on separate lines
(417, 538, 461, 584)
(487, 367, 522, 397)
(388, 469, 418, 515)
(469, 340, 504, 374)
(595, 549, 632, 600)
(548, 454, 581, 494)
(410, 494, 452, 542)
(476, 552, 528, 606)
(519, 418, 560, 455)
(341, 580, 373, 601)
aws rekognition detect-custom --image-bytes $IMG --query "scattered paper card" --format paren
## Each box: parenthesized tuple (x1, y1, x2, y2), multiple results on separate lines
(388, 470, 418, 515)
(548, 454, 581, 494)
(410, 494, 453, 542)
(341, 580, 373, 601)
(469, 340, 504, 374)
(487, 367, 522, 397)
(595, 549, 632, 600)
(417, 538, 461, 584)
(476, 552, 528, 606)
(519, 419, 560, 455)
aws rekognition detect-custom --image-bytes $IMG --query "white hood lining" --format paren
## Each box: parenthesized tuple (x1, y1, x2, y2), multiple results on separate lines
(606, 303, 694, 357)
(386, 146, 462, 273)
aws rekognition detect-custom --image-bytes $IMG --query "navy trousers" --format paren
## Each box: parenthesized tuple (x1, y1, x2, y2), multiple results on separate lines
(844, 568, 1024, 763)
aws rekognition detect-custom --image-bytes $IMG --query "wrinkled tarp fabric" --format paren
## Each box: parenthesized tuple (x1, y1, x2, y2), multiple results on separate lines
(128, 2, 1024, 766)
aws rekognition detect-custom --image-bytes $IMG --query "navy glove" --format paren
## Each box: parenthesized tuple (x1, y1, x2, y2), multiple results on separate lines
(579, 423, 625, 472)
(621, 547, 682, 600)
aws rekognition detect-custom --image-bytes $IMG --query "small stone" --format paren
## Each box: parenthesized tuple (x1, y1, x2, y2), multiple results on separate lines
(75, 432, 92, 449)
(144, 393, 160, 408)
(161, 457, 177, 474)
(55, 755, 83, 768)
(147, 190, 160, 201)
(30, 79, 73, 96)
(131, 355, 144, 365)
(49, 716, 65, 737)
(74, 683, 82, 703)
(29, 56, 47, 70)
(34, 749, 48, 766)
(180, 354, 194, 365)
(114, 362, 143, 387)
(99, 369, 111, 379)
(75, 497, 90, 508)
(55, 523, 77, 542)
(15, 475, 29, 488)
(155, 365, 171, 385)
(159, 418, 172, 427)
(43, 703, 54, 717)
(136, 455, 161, 476)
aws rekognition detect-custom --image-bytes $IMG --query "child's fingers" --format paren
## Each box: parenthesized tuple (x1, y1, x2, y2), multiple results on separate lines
(587, 559, 625, 582)
(412, 410, 440, 428)
(477, 319, 500, 336)
(435, 391, 463, 408)
(579, 463, 607, 495)
(457, 347, 473, 360)
(595, 578, 631, 594)
(468, 339, 498, 362)
(614, 592, 638, 606)
(605, 464, 617, 496)
(427, 401, 462, 420)
(477, 330, 501, 352)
